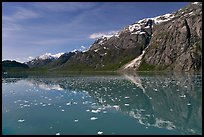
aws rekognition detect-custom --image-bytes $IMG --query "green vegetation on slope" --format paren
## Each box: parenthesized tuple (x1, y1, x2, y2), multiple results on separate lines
(138, 59, 156, 71)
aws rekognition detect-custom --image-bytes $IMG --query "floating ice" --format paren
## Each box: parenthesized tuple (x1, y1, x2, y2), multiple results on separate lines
(112, 105, 119, 109)
(180, 95, 186, 98)
(91, 109, 101, 113)
(56, 132, 60, 135)
(23, 104, 30, 107)
(187, 103, 191, 106)
(61, 109, 65, 112)
(74, 119, 79, 122)
(97, 131, 103, 135)
(91, 103, 96, 105)
(124, 104, 130, 106)
(73, 102, 77, 105)
(153, 88, 158, 91)
(18, 119, 25, 122)
(66, 102, 71, 105)
(90, 117, 98, 120)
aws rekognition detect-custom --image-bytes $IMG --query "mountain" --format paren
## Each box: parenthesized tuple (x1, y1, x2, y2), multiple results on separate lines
(25, 2, 202, 73)
(57, 12, 155, 71)
(2, 60, 29, 72)
(26, 52, 64, 68)
(123, 2, 202, 72)
(42, 52, 76, 70)
(59, 2, 202, 72)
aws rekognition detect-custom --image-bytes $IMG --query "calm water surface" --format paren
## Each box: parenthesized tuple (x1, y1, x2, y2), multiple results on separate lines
(2, 73, 202, 135)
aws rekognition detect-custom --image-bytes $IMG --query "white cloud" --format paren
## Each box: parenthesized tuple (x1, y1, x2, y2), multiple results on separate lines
(3, 7, 40, 22)
(2, 7, 40, 38)
(89, 33, 105, 39)
(14, 7, 40, 20)
(33, 2, 97, 13)
(30, 38, 69, 46)
(2, 22, 25, 38)
(89, 31, 118, 39)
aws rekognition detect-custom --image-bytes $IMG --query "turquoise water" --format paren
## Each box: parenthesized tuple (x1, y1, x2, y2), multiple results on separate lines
(2, 73, 202, 135)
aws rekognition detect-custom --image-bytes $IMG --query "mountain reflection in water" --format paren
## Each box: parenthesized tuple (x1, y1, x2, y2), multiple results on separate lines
(2, 73, 202, 135)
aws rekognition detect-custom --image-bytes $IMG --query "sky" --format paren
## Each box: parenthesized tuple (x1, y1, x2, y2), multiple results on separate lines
(2, 2, 190, 63)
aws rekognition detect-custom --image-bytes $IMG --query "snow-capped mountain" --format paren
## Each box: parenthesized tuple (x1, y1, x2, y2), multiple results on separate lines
(122, 1, 202, 72)
(26, 52, 64, 68)
(20, 2, 202, 72)
(91, 12, 176, 47)
(90, 1, 200, 49)
(38, 52, 64, 60)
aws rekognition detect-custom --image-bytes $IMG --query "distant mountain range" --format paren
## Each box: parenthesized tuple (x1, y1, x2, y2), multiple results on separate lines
(2, 2, 202, 73)
(26, 52, 64, 68)
(2, 60, 29, 73)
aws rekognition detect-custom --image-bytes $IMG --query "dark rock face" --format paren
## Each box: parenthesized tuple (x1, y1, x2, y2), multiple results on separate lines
(140, 2, 202, 72)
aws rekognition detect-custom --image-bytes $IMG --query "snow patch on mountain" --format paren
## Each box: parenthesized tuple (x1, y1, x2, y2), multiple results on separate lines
(192, 2, 199, 5)
(51, 52, 64, 58)
(128, 24, 141, 32)
(38, 52, 64, 60)
(122, 41, 151, 70)
(97, 12, 175, 42)
(123, 50, 145, 70)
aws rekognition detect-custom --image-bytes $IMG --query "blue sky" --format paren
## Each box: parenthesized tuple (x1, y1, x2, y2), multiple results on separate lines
(2, 2, 190, 62)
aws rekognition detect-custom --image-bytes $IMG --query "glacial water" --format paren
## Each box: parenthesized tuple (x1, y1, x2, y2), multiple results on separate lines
(2, 73, 202, 135)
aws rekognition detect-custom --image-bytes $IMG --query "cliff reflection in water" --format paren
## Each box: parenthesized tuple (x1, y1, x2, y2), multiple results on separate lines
(18, 73, 201, 135)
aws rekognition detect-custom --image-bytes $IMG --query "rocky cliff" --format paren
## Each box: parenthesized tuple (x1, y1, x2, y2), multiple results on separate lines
(123, 2, 202, 72)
